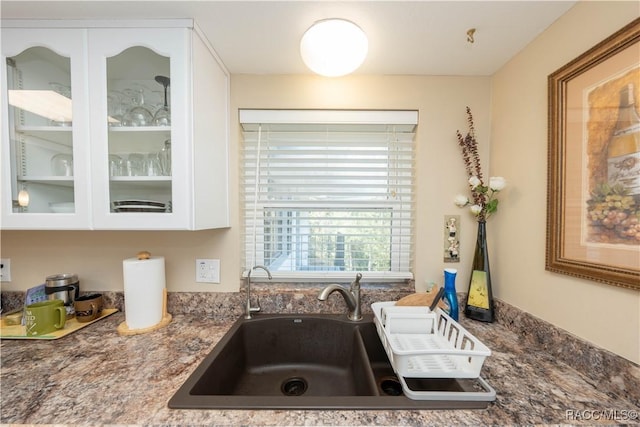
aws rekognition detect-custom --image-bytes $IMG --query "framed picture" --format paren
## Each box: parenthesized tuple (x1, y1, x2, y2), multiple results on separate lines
(547, 18, 640, 290)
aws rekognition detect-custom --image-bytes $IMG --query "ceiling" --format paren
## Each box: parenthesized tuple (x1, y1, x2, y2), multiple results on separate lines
(0, 0, 577, 76)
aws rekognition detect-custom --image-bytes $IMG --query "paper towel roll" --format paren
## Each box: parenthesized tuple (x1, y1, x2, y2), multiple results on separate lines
(123, 256, 165, 330)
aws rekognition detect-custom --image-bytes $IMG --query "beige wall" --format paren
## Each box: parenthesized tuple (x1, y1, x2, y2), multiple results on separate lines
(1, 74, 493, 300)
(490, 0, 640, 363)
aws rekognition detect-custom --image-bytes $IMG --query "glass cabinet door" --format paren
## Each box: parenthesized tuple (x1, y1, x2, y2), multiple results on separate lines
(8, 47, 75, 212)
(89, 28, 188, 229)
(1, 29, 91, 229)
(106, 46, 172, 215)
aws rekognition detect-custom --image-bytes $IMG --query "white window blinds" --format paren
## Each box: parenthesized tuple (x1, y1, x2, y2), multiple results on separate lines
(240, 110, 417, 281)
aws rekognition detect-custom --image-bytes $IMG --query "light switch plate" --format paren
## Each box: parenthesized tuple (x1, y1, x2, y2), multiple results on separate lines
(444, 215, 461, 263)
(196, 259, 220, 283)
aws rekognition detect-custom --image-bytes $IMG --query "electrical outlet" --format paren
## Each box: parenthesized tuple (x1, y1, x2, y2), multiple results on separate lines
(196, 259, 220, 283)
(0, 258, 11, 282)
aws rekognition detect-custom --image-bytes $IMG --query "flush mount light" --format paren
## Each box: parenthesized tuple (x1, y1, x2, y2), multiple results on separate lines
(300, 18, 368, 77)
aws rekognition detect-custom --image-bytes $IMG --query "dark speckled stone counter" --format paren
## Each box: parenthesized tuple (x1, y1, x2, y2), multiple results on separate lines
(1, 285, 639, 425)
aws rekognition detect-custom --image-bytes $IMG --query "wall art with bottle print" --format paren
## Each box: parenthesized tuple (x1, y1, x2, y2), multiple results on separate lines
(585, 71, 640, 245)
(547, 17, 640, 290)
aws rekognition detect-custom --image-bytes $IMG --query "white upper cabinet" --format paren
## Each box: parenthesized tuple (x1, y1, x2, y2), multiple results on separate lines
(1, 20, 230, 230)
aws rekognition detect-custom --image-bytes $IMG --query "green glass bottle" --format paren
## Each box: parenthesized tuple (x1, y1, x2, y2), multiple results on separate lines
(464, 220, 495, 322)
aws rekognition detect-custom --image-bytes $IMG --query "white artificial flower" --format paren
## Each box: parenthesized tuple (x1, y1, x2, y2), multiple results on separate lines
(454, 195, 469, 207)
(470, 204, 482, 215)
(468, 176, 481, 190)
(489, 176, 506, 191)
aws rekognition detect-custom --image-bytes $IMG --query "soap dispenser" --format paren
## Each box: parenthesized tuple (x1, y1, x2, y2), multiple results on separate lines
(443, 268, 459, 321)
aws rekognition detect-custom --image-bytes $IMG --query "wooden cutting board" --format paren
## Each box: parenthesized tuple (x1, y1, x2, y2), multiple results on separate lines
(395, 290, 447, 309)
(0, 308, 118, 340)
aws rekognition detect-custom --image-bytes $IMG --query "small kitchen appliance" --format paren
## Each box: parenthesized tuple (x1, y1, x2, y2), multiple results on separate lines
(45, 273, 80, 318)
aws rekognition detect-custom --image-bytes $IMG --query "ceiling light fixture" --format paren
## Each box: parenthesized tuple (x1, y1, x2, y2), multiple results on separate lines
(300, 18, 368, 77)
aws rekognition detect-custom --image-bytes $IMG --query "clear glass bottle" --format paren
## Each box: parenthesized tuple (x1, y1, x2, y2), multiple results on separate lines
(607, 83, 640, 196)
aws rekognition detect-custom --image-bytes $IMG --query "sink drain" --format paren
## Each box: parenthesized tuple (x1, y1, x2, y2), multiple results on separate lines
(281, 377, 308, 396)
(379, 376, 403, 396)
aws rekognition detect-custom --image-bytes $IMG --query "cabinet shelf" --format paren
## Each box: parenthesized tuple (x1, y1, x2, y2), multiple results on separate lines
(15, 126, 73, 147)
(109, 176, 171, 191)
(18, 176, 75, 187)
(109, 176, 171, 182)
(16, 125, 73, 132)
(109, 126, 171, 132)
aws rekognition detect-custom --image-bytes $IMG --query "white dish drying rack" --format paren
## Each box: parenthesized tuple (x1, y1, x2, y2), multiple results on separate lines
(372, 301, 495, 401)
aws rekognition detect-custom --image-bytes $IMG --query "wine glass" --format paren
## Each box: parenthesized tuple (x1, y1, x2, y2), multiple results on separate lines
(122, 87, 152, 127)
(152, 75, 171, 126)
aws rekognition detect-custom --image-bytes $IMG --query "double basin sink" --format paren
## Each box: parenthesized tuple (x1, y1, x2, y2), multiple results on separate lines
(168, 313, 493, 410)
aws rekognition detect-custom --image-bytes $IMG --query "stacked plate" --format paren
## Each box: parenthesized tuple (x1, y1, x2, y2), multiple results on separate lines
(112, 200, 169, 213)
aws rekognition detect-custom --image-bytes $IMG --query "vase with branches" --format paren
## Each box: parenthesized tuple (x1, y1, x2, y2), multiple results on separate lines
(454, 107, 505, 322)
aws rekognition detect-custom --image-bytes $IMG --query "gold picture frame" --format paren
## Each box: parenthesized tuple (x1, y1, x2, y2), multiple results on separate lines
(547, 18, 640, 291)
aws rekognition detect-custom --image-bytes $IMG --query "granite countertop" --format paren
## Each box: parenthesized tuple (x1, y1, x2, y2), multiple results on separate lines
(1, 288, 639, 425)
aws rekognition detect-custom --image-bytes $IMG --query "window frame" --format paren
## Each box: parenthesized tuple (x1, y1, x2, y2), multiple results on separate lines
(240, 109, 418, 282)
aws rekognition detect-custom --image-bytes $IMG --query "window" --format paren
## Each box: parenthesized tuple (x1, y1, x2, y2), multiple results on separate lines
(240, 110, 417, 281)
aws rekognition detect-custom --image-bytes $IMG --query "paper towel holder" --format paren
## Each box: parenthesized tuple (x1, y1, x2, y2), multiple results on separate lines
(117, 251, 172, 336)
(117, 288, 172, 336)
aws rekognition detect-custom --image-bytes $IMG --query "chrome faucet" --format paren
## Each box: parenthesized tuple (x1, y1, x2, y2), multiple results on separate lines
(245, 265, 272, 319)
(318, 273, 363, 321)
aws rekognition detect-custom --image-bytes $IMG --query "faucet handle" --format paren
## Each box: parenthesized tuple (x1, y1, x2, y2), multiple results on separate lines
(252, 295, 262, 313)
(351, 272, 362, 291)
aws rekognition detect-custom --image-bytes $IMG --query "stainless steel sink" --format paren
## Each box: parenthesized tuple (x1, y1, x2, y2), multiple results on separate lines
(168, 313, 494, 410)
